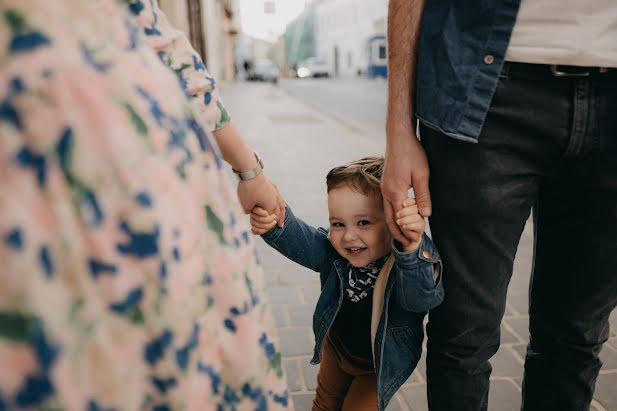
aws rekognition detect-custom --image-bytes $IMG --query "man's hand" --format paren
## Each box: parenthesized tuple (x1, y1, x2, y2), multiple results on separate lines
(384, 0, 429, 245)
(381, 128, 431, 246)
(237, 173, 285, 227)
(250, 206, 278, 235)
(395, 197, 425, 251)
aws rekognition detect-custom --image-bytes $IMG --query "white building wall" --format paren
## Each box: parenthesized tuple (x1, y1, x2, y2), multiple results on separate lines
(314, 0, 387, 77)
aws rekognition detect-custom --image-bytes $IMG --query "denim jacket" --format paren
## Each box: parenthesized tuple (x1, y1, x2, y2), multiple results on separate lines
(416, 0, 522, 141)
(261, 205, 444, 410)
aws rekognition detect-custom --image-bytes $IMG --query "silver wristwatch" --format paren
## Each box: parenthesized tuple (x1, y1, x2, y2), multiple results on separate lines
(233, 152, 264, 181)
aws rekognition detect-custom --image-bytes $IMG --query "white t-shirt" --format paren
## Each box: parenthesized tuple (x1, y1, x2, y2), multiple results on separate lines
(505, 0, 617, 68)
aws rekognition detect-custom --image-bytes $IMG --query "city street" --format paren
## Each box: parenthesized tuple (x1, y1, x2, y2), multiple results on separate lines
(221, 79, 617, 411)
(277, 77, 388, 135)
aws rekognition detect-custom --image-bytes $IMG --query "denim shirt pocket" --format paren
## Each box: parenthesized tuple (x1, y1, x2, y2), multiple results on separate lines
(396, 262, 444, 312)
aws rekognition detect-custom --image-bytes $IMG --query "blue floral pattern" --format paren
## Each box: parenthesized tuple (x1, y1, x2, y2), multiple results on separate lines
(0, 1, 287, 410)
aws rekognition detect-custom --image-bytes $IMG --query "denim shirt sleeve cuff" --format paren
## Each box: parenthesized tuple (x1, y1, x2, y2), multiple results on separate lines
(393, 232, 445, 312)
(392, 232, 442, 269)
(260, 203, 293, 242)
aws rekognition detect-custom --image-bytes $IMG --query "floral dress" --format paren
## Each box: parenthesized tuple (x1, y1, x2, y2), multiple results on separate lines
(0, 1, 288, 410)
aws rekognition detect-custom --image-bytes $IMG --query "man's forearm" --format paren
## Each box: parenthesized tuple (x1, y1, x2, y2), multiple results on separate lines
(386, 0, 426, 139)
(382, 0, 432, 221)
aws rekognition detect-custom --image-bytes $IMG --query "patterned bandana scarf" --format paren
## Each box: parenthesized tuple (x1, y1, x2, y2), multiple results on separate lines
(345, 254, 390, 302)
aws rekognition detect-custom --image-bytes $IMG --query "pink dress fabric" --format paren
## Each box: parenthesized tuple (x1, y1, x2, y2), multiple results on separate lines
(0, 0, 288, 409)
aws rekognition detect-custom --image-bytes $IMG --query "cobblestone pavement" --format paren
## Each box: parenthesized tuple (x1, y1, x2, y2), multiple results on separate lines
(221, 81, 617, 411)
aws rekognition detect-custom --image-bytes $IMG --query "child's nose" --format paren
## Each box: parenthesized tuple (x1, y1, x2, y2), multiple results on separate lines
(343, 229, 358, 241)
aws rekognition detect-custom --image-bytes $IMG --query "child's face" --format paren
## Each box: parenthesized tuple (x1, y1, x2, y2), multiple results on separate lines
(327, 184, 392, 267)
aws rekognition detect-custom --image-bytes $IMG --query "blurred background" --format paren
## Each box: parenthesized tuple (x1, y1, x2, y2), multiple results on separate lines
(158, 0, 388, 84)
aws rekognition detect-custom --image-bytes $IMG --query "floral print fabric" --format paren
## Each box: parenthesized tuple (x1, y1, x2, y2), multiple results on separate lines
(128, 0, 230, 132)
(0, 1, 287, 410)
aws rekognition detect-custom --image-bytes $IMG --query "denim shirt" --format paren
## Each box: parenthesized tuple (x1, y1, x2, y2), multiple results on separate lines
(416, 0, 522, 141)
(261, 205, 444, 410)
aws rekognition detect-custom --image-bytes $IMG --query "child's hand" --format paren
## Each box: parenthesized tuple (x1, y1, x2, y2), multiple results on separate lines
(250, 206, 278, 235)
(396, 198, 425, 252)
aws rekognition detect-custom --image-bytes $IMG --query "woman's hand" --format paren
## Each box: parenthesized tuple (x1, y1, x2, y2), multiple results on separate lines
(211, 122, 285, 226)
(237, 173, 285, 227)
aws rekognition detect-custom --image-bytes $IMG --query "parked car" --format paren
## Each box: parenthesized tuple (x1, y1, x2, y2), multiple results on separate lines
(296, 57, 329, 78)
(248, 59, 280, 83)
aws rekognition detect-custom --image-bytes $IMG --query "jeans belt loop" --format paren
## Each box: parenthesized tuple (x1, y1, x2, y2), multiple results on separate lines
(550, 65, 609, 77)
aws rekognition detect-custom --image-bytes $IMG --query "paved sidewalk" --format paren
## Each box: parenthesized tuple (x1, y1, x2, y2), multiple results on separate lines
(220, 81, 617, 411)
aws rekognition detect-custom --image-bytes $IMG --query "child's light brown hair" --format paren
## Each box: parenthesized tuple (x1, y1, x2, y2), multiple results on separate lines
(326, 156, 384, 197)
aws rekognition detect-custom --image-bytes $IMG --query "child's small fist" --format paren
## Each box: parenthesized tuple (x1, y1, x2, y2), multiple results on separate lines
(250, 206, 277, 235)
(395, 198, 425, 251)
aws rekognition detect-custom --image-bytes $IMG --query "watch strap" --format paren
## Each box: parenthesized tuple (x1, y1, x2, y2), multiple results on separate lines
(233, 152, 264, 181)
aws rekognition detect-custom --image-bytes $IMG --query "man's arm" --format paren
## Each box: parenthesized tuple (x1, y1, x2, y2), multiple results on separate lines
(381, 0, 430, 246)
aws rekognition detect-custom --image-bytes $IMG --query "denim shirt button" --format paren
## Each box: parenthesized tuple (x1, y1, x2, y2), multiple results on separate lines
(422, 249, 431, 259)
(484, 54, 495, 65)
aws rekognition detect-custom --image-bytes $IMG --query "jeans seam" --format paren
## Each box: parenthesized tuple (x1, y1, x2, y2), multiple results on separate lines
(565, 79, 590, 157)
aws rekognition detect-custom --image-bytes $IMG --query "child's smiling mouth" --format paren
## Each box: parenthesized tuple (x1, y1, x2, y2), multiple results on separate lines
(346, 247, 367, 255)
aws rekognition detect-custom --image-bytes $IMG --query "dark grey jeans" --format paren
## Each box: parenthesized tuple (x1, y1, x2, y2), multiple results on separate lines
(420, 62, 617, 411)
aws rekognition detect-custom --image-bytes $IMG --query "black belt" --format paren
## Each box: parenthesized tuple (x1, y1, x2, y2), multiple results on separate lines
(503, 62, 616, 79)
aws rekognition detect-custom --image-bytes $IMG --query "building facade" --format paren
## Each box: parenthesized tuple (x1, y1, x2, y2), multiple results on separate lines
(283, 5, 317, 68)
(314, 0, 387, 77)
(159, 0, 241, 82)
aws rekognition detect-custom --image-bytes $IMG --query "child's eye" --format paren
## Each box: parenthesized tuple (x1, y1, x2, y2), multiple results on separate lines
(331, 222, 344, 228)
(358, 220, 370, 226)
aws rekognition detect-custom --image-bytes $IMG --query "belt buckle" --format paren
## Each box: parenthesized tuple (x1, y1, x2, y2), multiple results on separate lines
(550, 65, 590, 77)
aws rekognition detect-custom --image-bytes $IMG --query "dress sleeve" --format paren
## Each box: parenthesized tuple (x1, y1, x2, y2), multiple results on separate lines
(126, 0, 231, 132)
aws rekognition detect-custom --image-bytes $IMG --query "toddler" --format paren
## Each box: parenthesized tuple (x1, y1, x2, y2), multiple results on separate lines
(250, 157, 444, 411)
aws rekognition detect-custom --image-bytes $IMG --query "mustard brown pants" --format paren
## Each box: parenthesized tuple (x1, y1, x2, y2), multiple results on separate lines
(312, 333, 377, 411)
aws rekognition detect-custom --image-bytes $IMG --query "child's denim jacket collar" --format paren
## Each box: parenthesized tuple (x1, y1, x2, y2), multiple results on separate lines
(261, 205, 444, 410)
